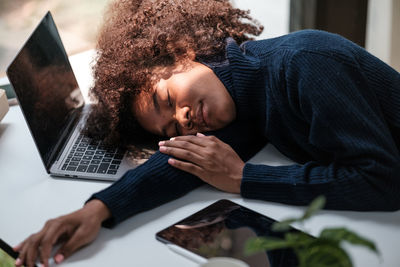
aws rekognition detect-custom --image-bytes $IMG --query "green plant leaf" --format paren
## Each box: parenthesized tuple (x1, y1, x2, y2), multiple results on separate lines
(302, 195, 326, 220)
(272, 196, 326, 232)
(244, 237, 294, 256)
(243, 196, 379, 267)
(320, 227, 379, 254)
(299, 239, 353, 267)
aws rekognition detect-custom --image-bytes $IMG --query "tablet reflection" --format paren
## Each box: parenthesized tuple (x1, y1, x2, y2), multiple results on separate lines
(158, 200, 299, 267)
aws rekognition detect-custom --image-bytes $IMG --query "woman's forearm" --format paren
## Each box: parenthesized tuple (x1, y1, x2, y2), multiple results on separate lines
(84, 199, 112, 223)
(88, 151, 203, 227)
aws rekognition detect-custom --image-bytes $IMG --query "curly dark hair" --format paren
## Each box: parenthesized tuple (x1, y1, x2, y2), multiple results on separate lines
(86, 0, 263, 146)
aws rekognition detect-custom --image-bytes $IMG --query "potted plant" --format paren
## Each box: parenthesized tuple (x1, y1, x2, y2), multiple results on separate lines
(245, 196, 380, 267)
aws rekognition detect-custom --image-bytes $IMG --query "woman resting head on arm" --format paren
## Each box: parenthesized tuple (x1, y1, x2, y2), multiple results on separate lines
(85, 0, 262, 144)
(15, 0, 400, 265)
(14, 1, 262, 266)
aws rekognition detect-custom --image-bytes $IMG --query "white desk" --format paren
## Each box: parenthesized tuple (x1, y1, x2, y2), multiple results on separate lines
(0, 51, 399, 267)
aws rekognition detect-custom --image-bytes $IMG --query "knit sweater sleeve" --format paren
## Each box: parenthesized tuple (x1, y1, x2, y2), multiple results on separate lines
(88, 151, 203, 227)
(241, 51, 400, 211)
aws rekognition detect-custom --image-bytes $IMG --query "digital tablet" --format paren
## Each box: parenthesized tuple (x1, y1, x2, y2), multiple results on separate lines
(156, 199, 309, 267)
(0, 239, 18, 267)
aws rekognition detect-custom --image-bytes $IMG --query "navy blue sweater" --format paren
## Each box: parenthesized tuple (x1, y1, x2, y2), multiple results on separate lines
(90, 30, 400, 227)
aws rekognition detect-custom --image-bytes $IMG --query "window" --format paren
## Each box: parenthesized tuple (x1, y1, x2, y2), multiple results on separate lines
(0, 0, 111, 77)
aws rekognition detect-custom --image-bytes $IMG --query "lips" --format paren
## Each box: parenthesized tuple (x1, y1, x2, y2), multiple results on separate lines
(195, 101, 208, 127)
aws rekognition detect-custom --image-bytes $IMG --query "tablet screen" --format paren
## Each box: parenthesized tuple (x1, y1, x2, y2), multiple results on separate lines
(0, 239, 20, 267)
(156, 200, 303, 267)
(0, 248, 17, 267)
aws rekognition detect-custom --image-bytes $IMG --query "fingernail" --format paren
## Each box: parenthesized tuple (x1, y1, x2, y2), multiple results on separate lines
(158, 141, 165, 146)
(15, 258, 22, 265)
(168, 158, 175, 164)
(159, 146, 166, 152)
(197, 132, 205, 137)
(55, 254, 64, 264)
(170, 137, 175, 141)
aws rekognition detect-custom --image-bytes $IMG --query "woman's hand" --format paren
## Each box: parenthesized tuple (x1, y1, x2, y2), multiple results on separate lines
(158, 133, 245, 193)
(14, 199, 110, 267)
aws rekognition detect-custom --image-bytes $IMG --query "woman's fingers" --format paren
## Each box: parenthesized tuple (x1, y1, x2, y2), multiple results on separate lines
(14, 200, 107, 267)
(55, 221, 100, 262)
(14, 242, 24, 266)
(159, 145, 205, 165)
(162, 133, 209, 147)
(21, 233, 41, 267)
(15, 220, 65, 267)
(168, 158, 203, 177)
(159, 139, 203, 153)
(38, 219, 71, 267)
(159, 133, 217, 160)
(15, 241, 27, 267)
(25, 239, 39, 267)
(13, 242, 23, 252)
(160, 134, 244, 193)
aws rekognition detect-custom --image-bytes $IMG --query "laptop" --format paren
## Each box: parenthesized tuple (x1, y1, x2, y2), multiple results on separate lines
(6, 11, 145, 181)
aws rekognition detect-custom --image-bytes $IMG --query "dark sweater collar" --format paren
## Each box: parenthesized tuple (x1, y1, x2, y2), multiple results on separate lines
(199, 38, 267, 131)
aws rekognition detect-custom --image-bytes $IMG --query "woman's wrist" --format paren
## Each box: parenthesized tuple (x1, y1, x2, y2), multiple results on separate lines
(84, 199, 111, 222)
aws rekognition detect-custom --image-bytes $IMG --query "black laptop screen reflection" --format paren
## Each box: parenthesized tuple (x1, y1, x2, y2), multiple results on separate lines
(7, 13, 84, 165)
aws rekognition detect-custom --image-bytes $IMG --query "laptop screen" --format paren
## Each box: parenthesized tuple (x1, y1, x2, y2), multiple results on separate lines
(7, 12, 84, 168)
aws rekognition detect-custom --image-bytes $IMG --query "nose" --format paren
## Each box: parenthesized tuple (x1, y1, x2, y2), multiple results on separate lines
(175, 106, 193, 130)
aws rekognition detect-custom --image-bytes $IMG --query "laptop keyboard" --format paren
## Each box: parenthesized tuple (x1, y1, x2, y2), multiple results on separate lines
(61, 134, 124, 175)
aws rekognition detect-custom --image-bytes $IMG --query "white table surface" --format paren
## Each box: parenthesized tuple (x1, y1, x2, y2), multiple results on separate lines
(0, 51, 399, 267)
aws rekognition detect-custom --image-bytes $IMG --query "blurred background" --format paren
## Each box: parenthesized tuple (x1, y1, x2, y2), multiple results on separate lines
(0, 0, 399, 78)
(0, 0, 110, 77)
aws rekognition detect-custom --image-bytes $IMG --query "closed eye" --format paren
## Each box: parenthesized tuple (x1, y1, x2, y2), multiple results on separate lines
(167, 88, 172, 107)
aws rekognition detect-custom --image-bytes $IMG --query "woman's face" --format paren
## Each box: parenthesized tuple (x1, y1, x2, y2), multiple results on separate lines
(133, 61, 236, 137)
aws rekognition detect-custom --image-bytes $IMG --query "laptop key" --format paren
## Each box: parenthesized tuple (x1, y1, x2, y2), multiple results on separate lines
(91, 160, 101, 165)
(85, 151, 95, 155)
(111, 160, 122, 165)
(77, 165, 88, 172)
(87, 165, 98, 173)
(66, 166, 77, 171)
(95, 150, 106, 155)
(97, 163, 110, 174)
(93, 155, 102, 160)
(77, 148, 85, 152)
(107, 170, 117, 175)
(109, 164, 119, 170)
(83, 155, 92, 160)
(69, 161, 79, 166)
(81, 160, 90, 165)
(72, 157, 82, 162)
(105, 153, 114, 158)
(102, 158, 112, 163)
(74, 152, 84, 157)
(87, 145, 97, 150)
(62, 164, 68, 170)
(114, 154, 124, 160)
(106, 148, 117, 153)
